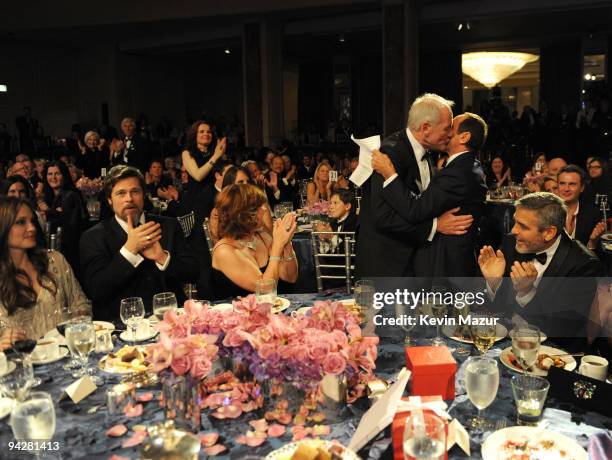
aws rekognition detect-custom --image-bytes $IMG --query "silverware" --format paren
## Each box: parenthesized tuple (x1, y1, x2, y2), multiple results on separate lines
(548, 352, 584, 358)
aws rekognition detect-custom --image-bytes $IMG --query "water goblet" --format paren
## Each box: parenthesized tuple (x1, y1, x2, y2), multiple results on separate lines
(403, 411, 446, 459)
(120, 297, 145, 344)
(465, 356, 499, 431)
(152, 292, 178, 321)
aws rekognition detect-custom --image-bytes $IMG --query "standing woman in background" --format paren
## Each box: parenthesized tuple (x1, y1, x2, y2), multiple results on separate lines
(41, 161, 88, 273)
(181, 121, 227, 298)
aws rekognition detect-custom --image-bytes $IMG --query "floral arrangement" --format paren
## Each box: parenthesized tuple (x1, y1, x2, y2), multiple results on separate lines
(76, 176, 103, 196)
(305, 200, 330, 217)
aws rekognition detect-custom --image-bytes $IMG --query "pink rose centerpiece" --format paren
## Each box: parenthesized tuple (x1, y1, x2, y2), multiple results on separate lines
(76, 176, 103, 197)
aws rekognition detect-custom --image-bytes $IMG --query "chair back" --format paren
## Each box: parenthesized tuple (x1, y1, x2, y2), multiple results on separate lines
(177, 211, 195, 238)
(202, 217, 214, 255)
(310, 230, 356, 294)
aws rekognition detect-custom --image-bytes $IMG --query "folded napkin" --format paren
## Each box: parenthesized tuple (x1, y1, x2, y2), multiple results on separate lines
(588, 431, 612, 460)
(349, 134, 381, 186)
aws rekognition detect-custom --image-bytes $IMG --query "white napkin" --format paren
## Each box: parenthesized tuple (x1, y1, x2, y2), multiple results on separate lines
(349, 134, 381, 186)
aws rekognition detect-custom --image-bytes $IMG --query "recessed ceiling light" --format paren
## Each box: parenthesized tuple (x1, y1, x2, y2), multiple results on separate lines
(0, 85, 6, 92)
(224, 48, 231, 54)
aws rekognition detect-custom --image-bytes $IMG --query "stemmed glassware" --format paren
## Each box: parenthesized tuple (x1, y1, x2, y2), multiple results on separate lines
(57, 300, 93, 371)
(0, 354, 34, 402)
(120, 297, 145, 344)
(394, 302, 416, 346)
(465, 356, 500, 430)
(8, 332, 40, 387)
(428, 286, 447, 346)
(470, 316, 497, 355)
(152, 292, 178, 321)
(510, 326, 541, 373)
(10, 391, 56, 459)
(65, 320, 102, 385)
(403, 411, 446, 459)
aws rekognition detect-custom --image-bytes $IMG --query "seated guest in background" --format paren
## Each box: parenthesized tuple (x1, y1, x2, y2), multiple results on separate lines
(548, 157, 568, 176)
(42, 160, 88, 272)
(33, 158, 46, 183)
(211, 184, 297, 300)
(584, 156, 611, 205)
(222, 166, 251, 187)
(0, 197, 89, 349)
(326, 189, 358, 233)
(523, 153, 548, 192)
(77, 130, 108, 179)
(15, 154, 40, 190)
(80, 165, 198, 320)
(557, 165, 605, 250)
(486, 154, 511, 188)
(213, 161, 233, 195)
(543, 176, 559, 194)
(1, 175, 46, 247)
(306, 163, 332, 205)
(264, 155, 295, 206)
(479, 192, 603, 351)
(297, 153, 315, 180)
(243, 160, 266, 187)
(145, 160, 173, 199)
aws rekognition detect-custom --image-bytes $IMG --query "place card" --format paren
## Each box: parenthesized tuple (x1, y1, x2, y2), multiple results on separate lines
(447, 419, 470, 456)
(59, 375, 97, 404)
(348, 367, 411, 452)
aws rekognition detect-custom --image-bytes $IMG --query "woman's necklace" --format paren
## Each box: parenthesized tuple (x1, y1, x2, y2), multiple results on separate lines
(239, 235, 257, 251)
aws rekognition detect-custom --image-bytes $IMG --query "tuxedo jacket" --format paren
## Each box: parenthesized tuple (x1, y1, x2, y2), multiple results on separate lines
(493, 233, 604, 350)
(355, 130, 434, 278)
(574, 198, 602, 247)
(79, 214, 198, 321)
(113, 137, 151, 173)
(380, 151, 487, 277)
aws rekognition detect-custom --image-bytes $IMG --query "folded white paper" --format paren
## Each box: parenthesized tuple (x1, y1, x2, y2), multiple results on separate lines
(447, 418, 471, 455)
(60, 375, 97, 404)
(348, 367, 411, 452)
(349, 134, 381, 186)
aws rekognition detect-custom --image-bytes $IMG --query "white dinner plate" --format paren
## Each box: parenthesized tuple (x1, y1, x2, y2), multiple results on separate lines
(119, 329, 158, 343)
(499, 345, 577, 376)
(272, 297, 291, 313)
(265, 440, 361, 460)
(30, 347, 69, 365)
(482, 426, 586, 460)
(442, 322, 508, 344)
(0, 397, 13, 419)
(600, 233, 612, 242)
(94, 321, 115, 333)
(211, 303, 234, 312)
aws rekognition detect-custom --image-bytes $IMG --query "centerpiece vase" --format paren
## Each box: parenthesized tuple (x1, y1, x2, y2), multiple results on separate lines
(161, 374, 204, 433)
(319, 373, 348, 422)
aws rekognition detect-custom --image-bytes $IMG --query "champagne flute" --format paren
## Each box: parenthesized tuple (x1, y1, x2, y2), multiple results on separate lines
(428, 286, 447, 346)
(403, 411, 446, 459)
(120, 297, 145, 344)
(152, 292, 178, 320)
(10, 391, 56, 460)
(470, 317, 497, 355)
(0, 354, 34, 401)
(510, 326, 541, 373)
(465, 356, 499, 430)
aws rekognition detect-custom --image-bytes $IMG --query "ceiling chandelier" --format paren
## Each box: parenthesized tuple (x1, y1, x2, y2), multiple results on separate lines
(462, 52, 539, 88)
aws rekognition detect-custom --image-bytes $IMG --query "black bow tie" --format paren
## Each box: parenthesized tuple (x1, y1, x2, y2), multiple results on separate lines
(519, 252, 547, 265)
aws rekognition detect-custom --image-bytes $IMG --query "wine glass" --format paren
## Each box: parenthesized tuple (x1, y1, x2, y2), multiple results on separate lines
(394, 303, 416, 346)
(273, 204, 284, 220)
(57, 301, 92, 371)
(470, 316, 497, 355)
(465, 356, 499, 430)
(10, 331, 41, 387)
(0, 354, 34, 401)
(428, 286, 447, 346)
(152, 292, 178, 320)
(120, 297, 145, 344)
(510, 326, 541, 373)
(65, 320, 101, 384)
(10, 391, 56, 459)
(403, 411, 446, 459)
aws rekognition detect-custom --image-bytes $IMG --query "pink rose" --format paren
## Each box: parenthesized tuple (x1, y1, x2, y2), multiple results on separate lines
(330, 330, 349, 349)
(190, 355, 212, 380)
(323, 352, 347, 375)
(222, 329, 247, 348)
(171, 355, 192, 375)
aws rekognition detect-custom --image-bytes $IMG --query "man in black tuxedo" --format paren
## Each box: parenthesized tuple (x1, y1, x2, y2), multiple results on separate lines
(371, 113, 488, 277)
(355, 93, 473, 278)
(113, 117, 150, 173)
(80, 165, 198, 321)
(557, 165, 606, 251)
(479, 192, 604, 350)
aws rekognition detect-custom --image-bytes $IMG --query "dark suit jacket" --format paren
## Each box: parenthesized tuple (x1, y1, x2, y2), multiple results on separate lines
(113, 137, 150, 173)
(79, 214, 199, 321)
(380, 151, 487, 277)
(355, 130, 434, 277)
(574, 198, 602, 247)
(493, 233, 603, 351)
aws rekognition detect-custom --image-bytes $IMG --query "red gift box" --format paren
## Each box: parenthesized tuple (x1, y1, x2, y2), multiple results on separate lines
(392, 404, 448, 460)
(405, 346, 456, 400)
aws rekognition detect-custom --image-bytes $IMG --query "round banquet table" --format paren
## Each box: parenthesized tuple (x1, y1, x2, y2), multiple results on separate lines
(1, 292, 610, 460)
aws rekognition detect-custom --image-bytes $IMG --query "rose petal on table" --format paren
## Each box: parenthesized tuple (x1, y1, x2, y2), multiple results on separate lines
(199, 432, 219, 448)
(204, 444, 227, 456)
(268, 424, 286, 438)
(121, 431, 147, 448)
(249, 418, 268, 432)
(311, 425, 331, 436)
(136, 392, 153, 402)
(292, 430, 308, 442)
(211, 404, 242, 419)
(106, 424, 127, 437)
(109, 455, 130, 460)
(123, 403, 144, 418)
(244, 431, 267, 447)
(309, 412, 326, 423)
(132, 425, 147, 433)
(241, 400, 260, 412)
(277, 412, 293, 425)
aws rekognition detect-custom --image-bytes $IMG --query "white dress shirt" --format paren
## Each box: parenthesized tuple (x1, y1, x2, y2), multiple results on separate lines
(382, 128, 437, 240)
(566, 202, 579, 239)
(116, 214, 171, 271)
(444, 150, 469, 167)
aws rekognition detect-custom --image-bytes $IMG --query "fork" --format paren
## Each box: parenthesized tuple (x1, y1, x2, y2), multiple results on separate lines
(494, 419, 507, 430)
